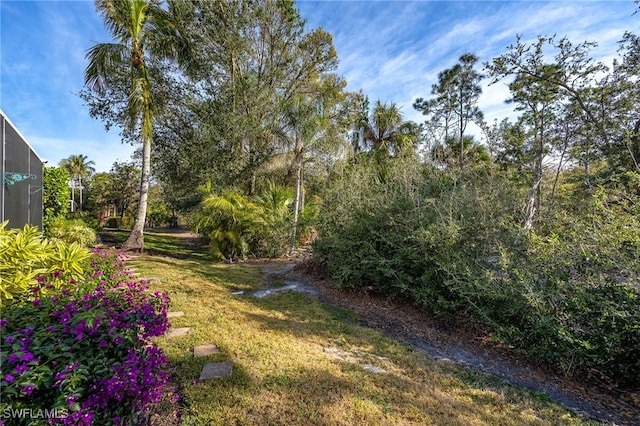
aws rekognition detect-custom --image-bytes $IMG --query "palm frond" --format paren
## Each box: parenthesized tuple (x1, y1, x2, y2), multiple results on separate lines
(85, 42, 128, 93)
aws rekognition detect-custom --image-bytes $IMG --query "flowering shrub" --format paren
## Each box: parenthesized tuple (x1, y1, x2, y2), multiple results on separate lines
(0, 249, 171, 425)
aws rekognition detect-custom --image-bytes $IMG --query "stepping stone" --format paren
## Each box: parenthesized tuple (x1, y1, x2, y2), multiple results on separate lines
(199, 362, 233, 380)
(194, 344, 221, 358)
(165, 327, 191, 338)
(167, 311, 184, 319)
(362, 364, 386, 374)
(139, 277, 161, 285)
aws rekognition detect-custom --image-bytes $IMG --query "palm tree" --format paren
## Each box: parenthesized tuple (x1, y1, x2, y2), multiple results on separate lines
(362, 100, 417, 156)
(85, 0, 191, 251)
(59, 154, 95, 212)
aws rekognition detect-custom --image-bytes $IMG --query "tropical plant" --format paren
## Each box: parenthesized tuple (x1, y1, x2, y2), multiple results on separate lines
(47, 218, 98, 247)
(0, 222, 90, 304)
(192, 183, 307, 260)
(193, 191, 260, 261)
(361, 100, 418, 157)
(85, 0, 192, 251)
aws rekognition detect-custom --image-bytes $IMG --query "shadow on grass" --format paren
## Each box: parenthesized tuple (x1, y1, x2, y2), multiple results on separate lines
(99, 228, 209, 259)
(134, 254, 263, 291)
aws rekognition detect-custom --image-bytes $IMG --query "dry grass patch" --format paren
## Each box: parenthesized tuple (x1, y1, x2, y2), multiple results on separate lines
(128, 255, 596, 426)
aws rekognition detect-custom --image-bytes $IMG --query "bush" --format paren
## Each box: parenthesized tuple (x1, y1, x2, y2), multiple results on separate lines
(43, 167, 71, 234)
(147, 209, 173, 228)
(0, 221, 90, 304)
(47, 219, 97, 247)
(192, 183, 301, 260)
(0, 249, 171, 425)
(315, 158, 640, 387)
(105, 217, 120, 228)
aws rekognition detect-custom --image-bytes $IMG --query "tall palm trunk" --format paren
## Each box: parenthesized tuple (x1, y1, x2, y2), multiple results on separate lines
(78, 175, 83, 211)
(70, 182, 75, 212)
(122, 136, 151, 251)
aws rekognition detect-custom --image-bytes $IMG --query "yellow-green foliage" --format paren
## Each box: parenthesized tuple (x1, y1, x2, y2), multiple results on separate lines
(0, 221, 90, 303)
(47, 218, 98, 247)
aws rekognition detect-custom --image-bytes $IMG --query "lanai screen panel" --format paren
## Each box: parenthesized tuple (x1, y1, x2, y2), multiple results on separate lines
(2, 113, 43, 229)
(29, 149, 43, 228)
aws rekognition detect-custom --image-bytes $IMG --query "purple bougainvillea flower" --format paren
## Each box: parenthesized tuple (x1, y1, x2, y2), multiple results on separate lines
(65, 362, 80, 373)
(99, 339, 108, 348)
(4, 374, 15, 382)
(21, 352, 35, 362)
(15, 364, 30, 374)
(4, 335, 15, 344)
(6, 353, 19, 364)
(21, 384, 36, 396)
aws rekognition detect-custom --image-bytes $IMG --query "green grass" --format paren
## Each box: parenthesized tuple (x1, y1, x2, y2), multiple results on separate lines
(124, 233, 597, 425)
(100, 228, 208, 259)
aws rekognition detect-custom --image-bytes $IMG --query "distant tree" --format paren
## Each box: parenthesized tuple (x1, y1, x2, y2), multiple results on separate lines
(415, 53, 483, 169)
(152, 0, 343, 196)
(106, 162, 140, 229)
(486, 35, 610, 156)
(59, 154, 95, 212)
(507, 69, 561, 230)
(277, 73, 345, 252)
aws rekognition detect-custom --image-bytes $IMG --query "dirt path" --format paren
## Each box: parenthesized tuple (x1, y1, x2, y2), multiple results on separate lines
(250, 258, 640, 426)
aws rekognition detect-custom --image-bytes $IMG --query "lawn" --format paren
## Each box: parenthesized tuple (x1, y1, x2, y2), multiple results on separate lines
(109, 229, 595, 425)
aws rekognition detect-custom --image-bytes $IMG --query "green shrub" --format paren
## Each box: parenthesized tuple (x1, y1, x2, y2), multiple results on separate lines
(192, 183, 299, 260)
(106, 217, 120, 228)
(315, 159, 640, 387)
(47, 219, 97, 247)
(147, 209, 173, 228)
(0, 221, 90, 304)
(43, 167, 71, 233)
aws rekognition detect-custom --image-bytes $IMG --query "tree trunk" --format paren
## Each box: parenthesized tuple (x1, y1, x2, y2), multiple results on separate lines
(524, 130, 544, 230)
(523, 172, 542, 230)
(122, 137, 151, 252)
(551, 137, 569, 199)
(79, 176, 83, 212)
(290, 133, 303, 254)
(70, 182, 75, 213)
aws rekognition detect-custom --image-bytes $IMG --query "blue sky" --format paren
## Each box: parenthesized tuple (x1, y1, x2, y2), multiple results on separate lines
(1, 0, 638, 172)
